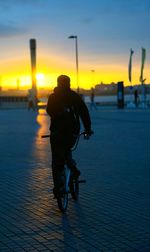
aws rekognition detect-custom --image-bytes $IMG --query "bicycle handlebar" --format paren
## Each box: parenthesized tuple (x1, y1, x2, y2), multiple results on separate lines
(41, 131, 93, 152)
(41, 131, 93, 139)
(41, 134, 50, 138)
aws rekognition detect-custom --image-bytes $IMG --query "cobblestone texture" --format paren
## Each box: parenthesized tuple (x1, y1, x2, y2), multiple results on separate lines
(0, 108, 150, 251)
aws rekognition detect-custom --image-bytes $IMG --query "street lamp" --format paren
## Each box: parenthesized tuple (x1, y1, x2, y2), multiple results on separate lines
(91, 69, 95, 88)
(68, 35, 79, 93)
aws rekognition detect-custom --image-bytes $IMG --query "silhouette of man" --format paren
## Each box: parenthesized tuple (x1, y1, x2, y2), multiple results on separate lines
(46, 75, 92, 197)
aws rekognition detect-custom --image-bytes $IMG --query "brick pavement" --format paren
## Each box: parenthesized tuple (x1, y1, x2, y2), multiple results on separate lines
(0, 108, 150, 251)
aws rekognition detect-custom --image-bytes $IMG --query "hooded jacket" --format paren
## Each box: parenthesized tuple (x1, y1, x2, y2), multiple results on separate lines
(46, 87, 91, 136)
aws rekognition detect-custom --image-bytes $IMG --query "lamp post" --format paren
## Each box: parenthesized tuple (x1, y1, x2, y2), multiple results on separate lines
(68, 35, 79, 93)
(91, 69, 95, 88)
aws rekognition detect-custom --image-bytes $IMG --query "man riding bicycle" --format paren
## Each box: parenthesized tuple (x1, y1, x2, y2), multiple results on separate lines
(46, 75, 92, 197)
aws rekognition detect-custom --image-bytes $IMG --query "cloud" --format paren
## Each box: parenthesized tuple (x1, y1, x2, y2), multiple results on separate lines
(0, 0, 44, 5)
(82, 17, 94, 25)
(0, 23, 27, 37)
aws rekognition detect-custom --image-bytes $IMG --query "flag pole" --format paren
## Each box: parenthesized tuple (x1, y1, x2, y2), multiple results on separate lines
(127, 48, 135, 108)
(139, 47, 146, 108)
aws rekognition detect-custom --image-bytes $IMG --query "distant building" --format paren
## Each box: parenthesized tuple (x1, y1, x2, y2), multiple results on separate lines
(0, 90, 28, 109)
(95, 82, 117, 95)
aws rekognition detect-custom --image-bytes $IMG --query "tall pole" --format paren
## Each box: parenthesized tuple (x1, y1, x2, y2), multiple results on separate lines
(29, 38, 37, 110)
(68, 35, 79, 93)
(0, 76, 2, 91)
(91, 69, 95, 88)
(30, 39, 37, 96)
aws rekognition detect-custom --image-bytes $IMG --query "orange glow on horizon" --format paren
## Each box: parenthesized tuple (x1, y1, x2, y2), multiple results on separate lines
(0, 59, 149, 90)
(0, 42, 149, 91)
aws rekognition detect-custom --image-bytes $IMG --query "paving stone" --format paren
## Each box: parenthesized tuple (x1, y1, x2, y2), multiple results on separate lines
(0, 108, 150, 251)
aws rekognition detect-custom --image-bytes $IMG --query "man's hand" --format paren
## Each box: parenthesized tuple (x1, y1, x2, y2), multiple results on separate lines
(84, 130, 94, 139)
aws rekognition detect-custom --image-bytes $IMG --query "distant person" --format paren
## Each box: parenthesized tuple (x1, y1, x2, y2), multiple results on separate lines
(90, 88, 97, 110)
(134, 89, 139, 107)
(27, 89, 37, 111)
(46, 75, 93, 198)
(79, 93, 84, 101)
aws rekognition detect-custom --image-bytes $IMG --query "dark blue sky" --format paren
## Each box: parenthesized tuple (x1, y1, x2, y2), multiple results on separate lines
(0, 0, 149, 88)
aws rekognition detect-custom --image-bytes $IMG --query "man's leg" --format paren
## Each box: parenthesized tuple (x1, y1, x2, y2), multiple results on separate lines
(66, 150, 81, 179)
(50, 137, 65, 196)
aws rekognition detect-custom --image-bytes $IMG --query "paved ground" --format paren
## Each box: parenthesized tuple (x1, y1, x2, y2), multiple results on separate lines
(0, 107, 150, 252)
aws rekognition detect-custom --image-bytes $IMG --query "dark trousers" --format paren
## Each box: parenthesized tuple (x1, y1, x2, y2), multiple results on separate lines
(50, 134, 77, 189)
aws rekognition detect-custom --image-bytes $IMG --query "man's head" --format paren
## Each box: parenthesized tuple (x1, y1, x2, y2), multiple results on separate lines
(57, 75, 70, 90)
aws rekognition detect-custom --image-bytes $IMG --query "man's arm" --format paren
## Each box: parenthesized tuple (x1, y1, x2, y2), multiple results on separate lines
(46, 94, 56, 117)
(78, 97, 92, 134)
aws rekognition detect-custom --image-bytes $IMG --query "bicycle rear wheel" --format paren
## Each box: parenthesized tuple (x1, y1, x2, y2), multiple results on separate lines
(57, 191, 68, 213)
(70, 178, 79, 200)
(56, 167, 70, 213)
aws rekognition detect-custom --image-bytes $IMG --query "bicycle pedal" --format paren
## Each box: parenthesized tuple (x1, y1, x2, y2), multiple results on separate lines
(78, 179, 86, 183)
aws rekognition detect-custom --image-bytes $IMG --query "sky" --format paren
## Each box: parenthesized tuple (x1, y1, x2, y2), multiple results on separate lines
(0, 0, 150, 90)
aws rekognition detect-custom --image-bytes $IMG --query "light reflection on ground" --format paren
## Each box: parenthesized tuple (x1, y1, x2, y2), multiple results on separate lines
(25, 109, 54, 223)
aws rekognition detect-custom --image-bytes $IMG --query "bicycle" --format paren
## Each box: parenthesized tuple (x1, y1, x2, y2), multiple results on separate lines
(42, 132, 87, 213)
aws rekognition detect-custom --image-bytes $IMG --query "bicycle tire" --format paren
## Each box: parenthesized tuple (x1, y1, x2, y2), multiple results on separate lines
(70, 178, 79, 200)
(57, 191, 68, 213)
(56, 168, 69, 213)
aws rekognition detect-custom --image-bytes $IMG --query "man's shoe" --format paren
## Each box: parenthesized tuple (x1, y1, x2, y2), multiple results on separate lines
(72, 169, 81, 179)
(53, 174, 65, 198)
(53, 188, 59, 199)
(53, 187, 64, 198)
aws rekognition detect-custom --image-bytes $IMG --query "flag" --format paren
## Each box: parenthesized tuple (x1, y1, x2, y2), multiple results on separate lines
(140, 47, 146, 83)
(128, 48, 134, 83)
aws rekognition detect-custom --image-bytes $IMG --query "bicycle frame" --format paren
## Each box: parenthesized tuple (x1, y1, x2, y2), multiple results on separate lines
(41, 131, 88, 212)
